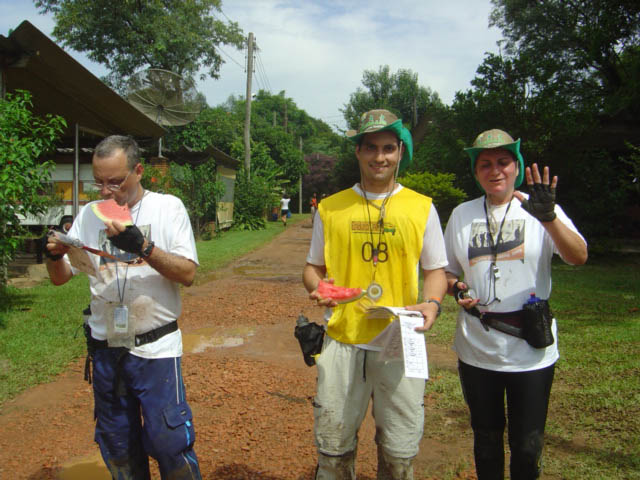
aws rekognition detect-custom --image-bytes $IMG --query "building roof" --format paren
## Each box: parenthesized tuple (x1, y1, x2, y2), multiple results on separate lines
(0, 20, 165, 143)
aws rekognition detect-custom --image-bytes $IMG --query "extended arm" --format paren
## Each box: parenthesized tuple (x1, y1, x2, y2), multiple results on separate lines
(513, 163, 587, 266)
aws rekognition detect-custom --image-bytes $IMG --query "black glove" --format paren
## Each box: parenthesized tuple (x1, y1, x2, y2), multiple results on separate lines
(520, 183, 557, 222)
(108, 225, 145, 255)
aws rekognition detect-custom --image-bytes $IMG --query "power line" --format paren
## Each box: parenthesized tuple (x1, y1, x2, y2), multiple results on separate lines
(218, 46, 244, 70)
(254, 50, 272, 93)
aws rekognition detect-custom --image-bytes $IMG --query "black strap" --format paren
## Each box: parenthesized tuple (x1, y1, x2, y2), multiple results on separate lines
(86, 320, 179, 351)
(466, 307, 526, 338)
(134, 320, 179, 346)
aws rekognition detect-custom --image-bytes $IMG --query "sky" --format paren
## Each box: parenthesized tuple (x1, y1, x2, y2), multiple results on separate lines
(1, 1, 503, 132)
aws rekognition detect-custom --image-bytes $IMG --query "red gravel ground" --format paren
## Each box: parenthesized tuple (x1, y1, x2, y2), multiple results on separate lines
(0, 220, 476, 480)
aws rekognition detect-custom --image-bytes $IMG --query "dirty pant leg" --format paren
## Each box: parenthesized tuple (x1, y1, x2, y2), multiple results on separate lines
(94, 350, 202, 480)
(505, 364, 555, 480)
(368, 349, 425, 465)
(314, 337, 373, 478)
(458, 361, 555, 480)
(93, 348, 151, 480)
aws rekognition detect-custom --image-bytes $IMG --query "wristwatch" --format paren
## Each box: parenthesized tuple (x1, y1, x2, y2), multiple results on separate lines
(427, 299, 442, 317)
(141, 240, 155, 259)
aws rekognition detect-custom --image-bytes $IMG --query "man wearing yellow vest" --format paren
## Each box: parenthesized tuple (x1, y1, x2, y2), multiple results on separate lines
(303, 109, 448, 479)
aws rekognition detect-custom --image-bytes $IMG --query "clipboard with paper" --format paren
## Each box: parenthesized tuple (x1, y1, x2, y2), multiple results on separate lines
(366, 306, 429, 379)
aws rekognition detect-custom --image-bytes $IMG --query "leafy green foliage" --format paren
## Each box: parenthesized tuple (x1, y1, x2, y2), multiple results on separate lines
(397, 171, 467, 223)
(140, 159, 224, 238)
(0, 90, 66, 286)
(232, 170, 269, 231)
(342, 65, 445, 129)
(34, 0, 245, 89)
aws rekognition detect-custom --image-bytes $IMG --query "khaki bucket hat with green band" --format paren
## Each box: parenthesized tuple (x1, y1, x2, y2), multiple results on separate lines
(464, 129, 525, 188)
(346, 109, 413, 172)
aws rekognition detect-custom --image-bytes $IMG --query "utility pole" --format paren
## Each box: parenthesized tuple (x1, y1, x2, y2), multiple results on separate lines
(273, 111, 276, 127)
(299, 137, 303, 214)
(243, 32, 255, 178)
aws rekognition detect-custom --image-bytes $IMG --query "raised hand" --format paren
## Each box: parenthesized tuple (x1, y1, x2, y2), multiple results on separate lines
(514, 163, 557, 223)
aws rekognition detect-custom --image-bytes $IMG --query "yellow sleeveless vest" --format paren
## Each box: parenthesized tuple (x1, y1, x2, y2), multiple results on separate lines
(318, 187, 432, 344)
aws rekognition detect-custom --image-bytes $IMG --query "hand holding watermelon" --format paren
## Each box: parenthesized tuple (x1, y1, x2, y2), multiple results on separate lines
(106, 222, 146, 256)
(312, 279, 364, 306)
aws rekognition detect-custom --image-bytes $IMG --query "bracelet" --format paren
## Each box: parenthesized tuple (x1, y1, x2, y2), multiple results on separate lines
(426, 298, 442, 317)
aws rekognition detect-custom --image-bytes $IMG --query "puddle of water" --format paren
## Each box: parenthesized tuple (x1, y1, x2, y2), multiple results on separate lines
(58, 452, 110, 480)
(183, 326, 254, 353)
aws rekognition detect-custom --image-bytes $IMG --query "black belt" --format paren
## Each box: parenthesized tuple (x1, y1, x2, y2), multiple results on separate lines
(88, 320, 179, 350)
(83, 320, 179, 395)
(467, 307, 526, 338)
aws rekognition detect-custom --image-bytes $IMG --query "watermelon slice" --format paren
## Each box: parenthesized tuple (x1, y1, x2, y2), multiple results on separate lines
(91, 199, 133, 225)
(317, 280, 364, 303)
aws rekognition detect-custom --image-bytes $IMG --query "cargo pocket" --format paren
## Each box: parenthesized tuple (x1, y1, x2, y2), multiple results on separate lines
(156, 401, 196, 456)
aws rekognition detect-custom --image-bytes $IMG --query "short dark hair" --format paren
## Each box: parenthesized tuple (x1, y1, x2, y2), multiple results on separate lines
(94, 135, 140, 170)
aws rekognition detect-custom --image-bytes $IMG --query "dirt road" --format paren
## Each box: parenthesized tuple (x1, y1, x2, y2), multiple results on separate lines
(0, 220, 474, 480)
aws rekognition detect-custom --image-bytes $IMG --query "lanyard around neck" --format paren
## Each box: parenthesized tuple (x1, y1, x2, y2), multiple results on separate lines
(115, 190, 146, 304)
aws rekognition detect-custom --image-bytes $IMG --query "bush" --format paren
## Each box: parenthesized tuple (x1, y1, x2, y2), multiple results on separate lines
(397, 171, 467, 223)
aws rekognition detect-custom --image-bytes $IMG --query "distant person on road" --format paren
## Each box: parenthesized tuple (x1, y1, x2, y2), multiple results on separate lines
(280, 192, 291, 227)
(303, 109, 448, 479)
(45, 135, 203, 480)
(310, 193, 318, 224)
(444, 129, 588, 479)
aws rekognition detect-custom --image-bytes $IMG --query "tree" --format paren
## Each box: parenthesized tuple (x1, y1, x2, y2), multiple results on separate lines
(490, 0, 640, 118)
(0, 90, 66, 286)
(34, 0, 245, 89)
(342, 65, 444, 130)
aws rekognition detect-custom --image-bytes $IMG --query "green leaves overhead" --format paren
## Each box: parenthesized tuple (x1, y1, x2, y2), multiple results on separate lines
(34, 0, 245, 89)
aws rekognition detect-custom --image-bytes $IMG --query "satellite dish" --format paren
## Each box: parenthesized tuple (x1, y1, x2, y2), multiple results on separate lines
(126, 68, 205, 156)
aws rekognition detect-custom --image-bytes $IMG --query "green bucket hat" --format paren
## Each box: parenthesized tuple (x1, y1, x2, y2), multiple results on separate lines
(346, 109, 413, 172)
(464, 129, 525, 188)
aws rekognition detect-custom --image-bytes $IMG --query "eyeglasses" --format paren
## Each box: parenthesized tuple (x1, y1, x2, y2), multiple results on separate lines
(92, 170, 132, 192)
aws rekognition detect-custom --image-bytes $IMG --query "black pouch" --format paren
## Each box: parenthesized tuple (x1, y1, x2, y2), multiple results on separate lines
(522, 300, 554, 348)
(294, 319, 325, 366)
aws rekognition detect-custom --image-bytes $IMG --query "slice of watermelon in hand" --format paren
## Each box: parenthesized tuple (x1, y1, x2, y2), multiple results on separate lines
(91, 198, 133, 226)
(316, 279, 364, 304)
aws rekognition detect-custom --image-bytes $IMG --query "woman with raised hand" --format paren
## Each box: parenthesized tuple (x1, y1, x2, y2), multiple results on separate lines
(444, 129, 587, 479)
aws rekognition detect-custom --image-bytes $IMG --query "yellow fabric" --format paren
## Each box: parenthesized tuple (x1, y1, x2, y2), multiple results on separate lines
(319, 187, 432, 344)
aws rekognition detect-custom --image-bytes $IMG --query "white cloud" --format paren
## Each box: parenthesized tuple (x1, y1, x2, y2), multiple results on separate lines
(0, 0, 503, 131)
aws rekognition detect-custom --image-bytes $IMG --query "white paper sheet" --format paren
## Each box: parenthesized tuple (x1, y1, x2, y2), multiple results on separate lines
(366, 307, 429, 379)
(399, 315, 429, 379)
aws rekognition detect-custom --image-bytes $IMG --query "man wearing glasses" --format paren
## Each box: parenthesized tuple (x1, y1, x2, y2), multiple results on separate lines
(46, 135, 202, 480)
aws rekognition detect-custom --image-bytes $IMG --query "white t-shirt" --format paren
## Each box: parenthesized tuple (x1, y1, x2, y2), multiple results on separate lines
(280, 197, 291, 210)
(444, 195, 586, 372)
(66, 191, 198, 359)
(306, 184, 448, 271)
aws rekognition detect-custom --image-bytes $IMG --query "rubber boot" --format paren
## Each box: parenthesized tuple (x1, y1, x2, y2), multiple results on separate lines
(473, 429, 505, 480)
(315, 450, 356, 480)
(377, 446, 414, 480)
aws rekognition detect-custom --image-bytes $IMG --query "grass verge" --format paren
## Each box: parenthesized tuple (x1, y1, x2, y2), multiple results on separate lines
(0, 215, 306, 405)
